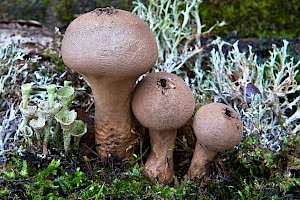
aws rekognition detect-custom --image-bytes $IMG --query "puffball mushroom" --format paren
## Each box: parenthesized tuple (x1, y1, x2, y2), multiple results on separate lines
(131, 72, 195, 183)
(61, 8, 158, 159)
(187, 102, 243, 180)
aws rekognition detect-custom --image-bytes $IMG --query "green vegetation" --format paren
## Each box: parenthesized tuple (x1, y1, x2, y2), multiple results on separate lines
(0, 157, 200, 199)
(200, 0, 300, 38)
(0, 133, 299, 199)
(0, 0, 299, 199)
(0, 0, 50, 22)
(1, 0, 299, 38)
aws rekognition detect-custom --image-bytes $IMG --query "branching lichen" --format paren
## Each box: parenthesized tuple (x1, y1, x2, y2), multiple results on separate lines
(204, 38, 299, 151)
(0, 44, 27, 163)
(133, 0, 299, 152)
(133, 0, 225, 77)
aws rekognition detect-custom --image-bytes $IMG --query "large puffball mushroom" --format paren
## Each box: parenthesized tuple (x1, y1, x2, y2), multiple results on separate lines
(61, 8, 158, 159)
(187, 102, 243, 180)
(131, 72, 195, 183)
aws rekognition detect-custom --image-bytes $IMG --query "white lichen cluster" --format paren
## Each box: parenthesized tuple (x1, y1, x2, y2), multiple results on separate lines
(0, 44, 86, 162)
(207, 39, 299, 151)
(133, 0, 225, 77)
(0, 44, 27, 163)
(0, 44, 49, 163)
(133, 0, 299, 151)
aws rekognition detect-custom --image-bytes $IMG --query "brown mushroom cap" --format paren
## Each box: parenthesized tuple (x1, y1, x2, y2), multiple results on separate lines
(131, 72, 195, 131)
(61, 8, 158, 77)
(193, 102, 243, 151)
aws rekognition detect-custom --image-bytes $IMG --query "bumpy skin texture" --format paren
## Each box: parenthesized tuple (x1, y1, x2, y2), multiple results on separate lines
(62, 8, 158, 77)
(131, 72, 195, 183)
(61, 8, 158, 159)
(187, 103, 243, 180)
(132, 72, 195, 131)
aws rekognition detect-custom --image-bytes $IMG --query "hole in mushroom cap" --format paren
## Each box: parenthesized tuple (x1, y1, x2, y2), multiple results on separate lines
(157, 78, 167, 88)
(222, 108, 234, 119)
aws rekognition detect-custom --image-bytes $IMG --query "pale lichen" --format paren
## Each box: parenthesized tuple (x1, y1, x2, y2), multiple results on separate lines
(134, 1, 299, 152)
(133, 0, 225, 77)
(202, 38, 299, 151)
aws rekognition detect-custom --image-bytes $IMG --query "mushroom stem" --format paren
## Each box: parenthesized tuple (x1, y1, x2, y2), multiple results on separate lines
(187, 141, 217, 180)
(61, 8, 158, 160)
(186, 103, 243, 180)
(145, 129, 176, 183)
(87, 76, 137, 159)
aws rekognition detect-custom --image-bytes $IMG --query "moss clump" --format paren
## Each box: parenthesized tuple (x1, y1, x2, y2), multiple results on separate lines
(201, 0, 300, 38)
(0, 0, 50, 22)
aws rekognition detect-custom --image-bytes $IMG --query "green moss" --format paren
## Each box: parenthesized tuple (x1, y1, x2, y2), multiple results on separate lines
(0, 0, 50, 22)
(201, 0, 300, 38)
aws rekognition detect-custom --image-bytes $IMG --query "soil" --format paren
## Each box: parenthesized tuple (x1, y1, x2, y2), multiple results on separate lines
(0, 20, 54, 55)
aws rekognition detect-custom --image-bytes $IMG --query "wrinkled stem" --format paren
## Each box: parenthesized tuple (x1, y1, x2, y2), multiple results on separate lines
(187, 141, 217, 180)
(144, 129, 177, 183)
(87, 76, 137, 159)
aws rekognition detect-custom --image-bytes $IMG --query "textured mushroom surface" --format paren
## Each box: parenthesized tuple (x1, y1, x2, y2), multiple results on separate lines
(132, 72, 195, 131)
(62, 8, 157, 77)
(193, 102, 243, 151)
(61, 8, 158, 159)
(132, 72, 195, 183)
(187, 102, 243, 179)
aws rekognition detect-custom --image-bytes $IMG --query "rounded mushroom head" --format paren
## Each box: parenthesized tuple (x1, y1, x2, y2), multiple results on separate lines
(193, 103, 243, 152)
(131, 72, 195, 131)
(61, 8, 158, 78)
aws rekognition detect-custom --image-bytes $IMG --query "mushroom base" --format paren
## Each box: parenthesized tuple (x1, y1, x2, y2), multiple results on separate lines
(87, 76, 138, 159)
(187, 141, 217, 180)
(144, 129, 176, 184)
(94, 118, 136, 159)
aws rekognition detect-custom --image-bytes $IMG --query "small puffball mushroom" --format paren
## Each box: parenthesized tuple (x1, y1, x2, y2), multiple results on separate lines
(131, 72, 195, 183)
(187, 102, 243, 180)
(61, 8, 158, 159)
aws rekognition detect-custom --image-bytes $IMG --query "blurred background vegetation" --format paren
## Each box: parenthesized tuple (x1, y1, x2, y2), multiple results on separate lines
(201, 0, 300, 38)
(0, 0, 299, 38)
(0, 0, 134, 29)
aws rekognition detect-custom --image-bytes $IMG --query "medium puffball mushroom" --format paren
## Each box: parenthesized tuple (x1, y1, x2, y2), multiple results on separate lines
(131, 72, 195, 183)
(61, 8, 158, 159)
(187, 102, 243, 180)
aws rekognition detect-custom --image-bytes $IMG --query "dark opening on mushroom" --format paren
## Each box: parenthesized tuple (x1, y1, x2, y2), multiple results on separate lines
(157, 78, 167, 87)
(223, 108, 233, 119)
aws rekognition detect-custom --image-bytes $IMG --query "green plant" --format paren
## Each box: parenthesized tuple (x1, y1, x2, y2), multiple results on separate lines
(0, 0, 50, 22)
(133, 1, 299, 198)
(200, 0, 300, 38)
(1, 1, 299, 199)
(0, 44, 39, 163)
(17, 82, 86, 155)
